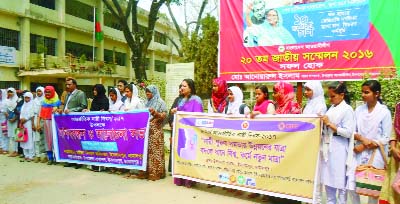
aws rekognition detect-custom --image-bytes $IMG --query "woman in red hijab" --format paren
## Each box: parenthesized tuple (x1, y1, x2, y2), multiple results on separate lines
(208, 78, 228, 113)
(273, 81, 301, 114)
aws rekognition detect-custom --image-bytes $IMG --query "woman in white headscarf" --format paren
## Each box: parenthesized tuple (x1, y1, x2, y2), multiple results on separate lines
(108, 87, 125, 111)
(33, 87, 45, 162)
(303, 81, 327, 114)
(20, 92, 35, 161)
(0, 89, 7, 153)
(303, 81, 327, 204)
(124, 84, 144, 111)
(5, 88, 18, 156)
(225, 86, 250, 115)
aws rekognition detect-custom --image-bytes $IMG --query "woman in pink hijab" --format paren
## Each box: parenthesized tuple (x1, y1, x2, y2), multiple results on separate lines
(273, 81, 301, 114)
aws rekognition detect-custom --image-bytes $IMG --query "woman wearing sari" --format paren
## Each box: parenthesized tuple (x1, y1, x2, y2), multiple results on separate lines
(136, 85, 168, 181)
(208, 78, 228, 113)
(379, 103, 400, 204)
(38, 86, 61, 165)
(171, 79, 203, 187)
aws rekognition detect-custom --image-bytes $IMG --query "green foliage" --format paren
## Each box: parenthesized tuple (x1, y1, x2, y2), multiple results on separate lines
(79, 54, 87, 64)
(133, 77, 167, 101)
(346, 72, 400, 113)
(181, 14, 219, 99)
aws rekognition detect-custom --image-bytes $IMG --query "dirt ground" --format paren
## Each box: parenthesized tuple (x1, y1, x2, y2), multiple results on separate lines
(0, 154, 370, 204)
(0, 154, 263, 204)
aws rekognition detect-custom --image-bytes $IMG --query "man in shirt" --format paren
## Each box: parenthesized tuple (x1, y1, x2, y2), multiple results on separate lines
(60, 77, 87, 169)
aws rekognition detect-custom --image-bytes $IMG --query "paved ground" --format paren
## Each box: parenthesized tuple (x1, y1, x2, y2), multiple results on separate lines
(0, 154, 369, 204)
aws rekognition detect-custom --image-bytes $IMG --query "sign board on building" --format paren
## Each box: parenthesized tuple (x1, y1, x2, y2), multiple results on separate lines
(0, 46, 16, 65)
(165, 62, 195, 108)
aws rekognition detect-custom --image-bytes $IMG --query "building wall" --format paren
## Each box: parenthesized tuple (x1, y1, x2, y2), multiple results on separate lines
(0, 0, 181, 91)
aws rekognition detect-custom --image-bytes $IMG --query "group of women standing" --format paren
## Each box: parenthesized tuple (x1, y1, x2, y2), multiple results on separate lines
(0, 77, 399, 203)
(169, 77, 399, 204)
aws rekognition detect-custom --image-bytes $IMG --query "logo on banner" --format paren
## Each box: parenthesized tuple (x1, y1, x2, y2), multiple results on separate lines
(241, 121, 250, 130)
(195, 119, 214, 128)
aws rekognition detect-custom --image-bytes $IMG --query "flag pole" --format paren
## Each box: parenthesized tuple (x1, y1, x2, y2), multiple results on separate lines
(93, 7, 95, 63)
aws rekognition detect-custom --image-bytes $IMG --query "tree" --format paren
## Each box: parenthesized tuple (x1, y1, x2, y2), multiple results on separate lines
(183, 15, 219, 98)
(166, 1, 219, 98)
(102, 0, 167, 81)
(166, 0, 210, 57)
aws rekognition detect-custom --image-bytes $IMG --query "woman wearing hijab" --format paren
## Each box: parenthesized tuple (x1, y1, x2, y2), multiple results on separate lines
(0, 89, 7, 154)
(303, 81, 327, 115)
(108, 88, 124, 112)
(134, 84, 167, 180)
(38, 86, 61, 165)
(266, 82, 302, 204)
(19, 92, 35, 161)
(5, 88, 18, 157)
(225, 86, 251, 115)
(273, 81, 301, 114)
(302, 81, 327, 204)
(124, 84, 145, 111)
(208, 78, 228, 113)
(33, 87, 45, 163)
(90, 84, 109, 111)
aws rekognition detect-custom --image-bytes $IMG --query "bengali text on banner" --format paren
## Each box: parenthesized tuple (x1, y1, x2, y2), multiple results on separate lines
(52, 110, 150, 170)
(173, 112, 321, 203)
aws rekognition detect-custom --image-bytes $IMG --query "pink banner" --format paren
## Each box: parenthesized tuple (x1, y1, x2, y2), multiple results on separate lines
(219, 0, 396, 82)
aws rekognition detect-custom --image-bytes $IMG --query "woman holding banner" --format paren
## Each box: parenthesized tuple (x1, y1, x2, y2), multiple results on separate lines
(108, 88, 124, 112)
(123, 84, 144, 178)
(225, 86, 250, 115)
(135, 84, 168, 181)
(303, 81, 327, 204)
(320, 82, 355, 204)
(273, 81, 301, 114)
(264, 81, 302, 203)
(124, 84, 145, 111)
(171, 79, 203, 188)
(208, 78, 228, 114)
(249, 85, 275, 119)
(38, 86, 61, 165)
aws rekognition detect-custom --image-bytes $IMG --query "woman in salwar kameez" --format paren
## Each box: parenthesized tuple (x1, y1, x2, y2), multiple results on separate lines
(348, 80, 392, 204)
(171, 79, 203, 188)
(379, 102, 400, 204)
(19, 92, 35, 161)
(320, 82, 355, 204)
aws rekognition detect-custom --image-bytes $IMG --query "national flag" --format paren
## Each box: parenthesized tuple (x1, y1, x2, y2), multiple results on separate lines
(95, 11, 103, 42)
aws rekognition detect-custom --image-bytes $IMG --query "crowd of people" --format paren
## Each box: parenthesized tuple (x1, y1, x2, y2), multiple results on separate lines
(0, 77, 399, 204)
